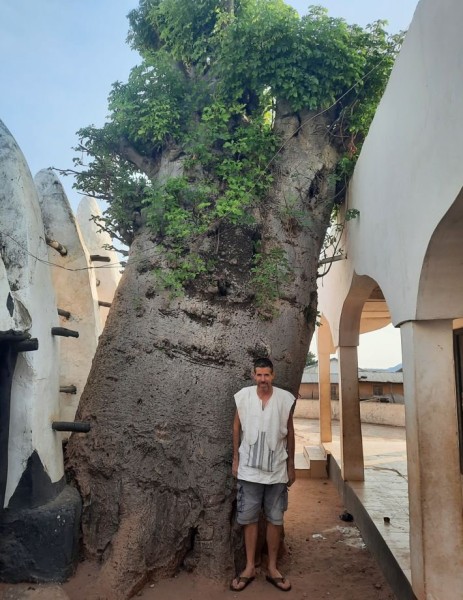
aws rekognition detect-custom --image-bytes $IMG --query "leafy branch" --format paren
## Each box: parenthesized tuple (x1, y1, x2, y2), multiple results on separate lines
(67, 0, 402, 305)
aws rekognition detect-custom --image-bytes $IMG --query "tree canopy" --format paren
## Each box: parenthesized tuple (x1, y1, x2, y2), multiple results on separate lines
(70, 0, 401, 301)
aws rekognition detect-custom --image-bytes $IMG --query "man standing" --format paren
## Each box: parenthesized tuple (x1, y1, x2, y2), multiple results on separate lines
(231, 357, 296, 592)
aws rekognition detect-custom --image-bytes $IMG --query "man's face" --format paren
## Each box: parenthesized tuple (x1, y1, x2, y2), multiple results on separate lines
(253, 367, 275, 391)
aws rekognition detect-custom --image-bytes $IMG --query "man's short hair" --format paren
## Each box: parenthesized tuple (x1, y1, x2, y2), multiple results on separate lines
(253, 357, 273, 372)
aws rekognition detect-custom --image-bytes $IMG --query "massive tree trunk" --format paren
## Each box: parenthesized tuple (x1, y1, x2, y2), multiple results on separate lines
(66, 107, 339, 599)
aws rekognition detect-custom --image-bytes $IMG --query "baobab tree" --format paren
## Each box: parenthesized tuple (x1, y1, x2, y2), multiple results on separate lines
(65, 1, 401, 597)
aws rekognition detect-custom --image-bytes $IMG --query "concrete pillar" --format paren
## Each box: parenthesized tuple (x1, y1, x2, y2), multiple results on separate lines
(318, 349, 332, 443)
(317, 316, 335, 443)
(401, 320, 463, 600)
(338, 346, 364, 481)
(317, 331, 333, 443)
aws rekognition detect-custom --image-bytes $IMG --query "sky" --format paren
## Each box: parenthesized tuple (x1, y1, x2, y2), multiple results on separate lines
(0, 0, 418, 369)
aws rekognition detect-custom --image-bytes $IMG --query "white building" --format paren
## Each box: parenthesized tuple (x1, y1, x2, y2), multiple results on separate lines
(0, 122, 120, 582)
(315, 0, 463, 597)
(0, 120, 81, 581)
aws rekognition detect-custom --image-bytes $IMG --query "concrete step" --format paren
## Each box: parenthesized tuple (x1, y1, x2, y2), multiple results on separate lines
(295, 452, 311, 479)
(303, 445, 328, 479)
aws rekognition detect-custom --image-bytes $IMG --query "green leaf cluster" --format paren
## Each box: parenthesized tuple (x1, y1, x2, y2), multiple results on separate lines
(71, 0, 402, 295)
(251, 244, 291, 318)
(305, 351, 317, 366)
(108, 55, 187, 147)
(154, 250, 208, 296)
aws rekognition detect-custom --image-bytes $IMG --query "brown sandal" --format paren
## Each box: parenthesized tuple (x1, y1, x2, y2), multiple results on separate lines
(266, 575, 292, 591)
(230, 575, 255, 592)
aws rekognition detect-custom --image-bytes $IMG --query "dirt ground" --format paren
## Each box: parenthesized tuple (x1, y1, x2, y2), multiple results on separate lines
(1, 477, 396, 600)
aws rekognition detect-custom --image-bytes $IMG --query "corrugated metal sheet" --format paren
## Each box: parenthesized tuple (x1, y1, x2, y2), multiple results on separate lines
(301, 358, 403, 384)
(357, 371, 403, 383)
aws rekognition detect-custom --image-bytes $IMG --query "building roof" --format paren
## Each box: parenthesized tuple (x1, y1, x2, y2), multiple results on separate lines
(301, 358, 403, 384)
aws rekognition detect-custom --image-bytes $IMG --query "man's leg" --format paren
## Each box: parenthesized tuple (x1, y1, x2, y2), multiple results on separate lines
(266, 521, 282, 574)
(231, 481, 261, 591)
(264, 484, 291, 591)
(243, 522, 259, 572)
(230, 522, 258, 590)
(265, 522, 291, 590)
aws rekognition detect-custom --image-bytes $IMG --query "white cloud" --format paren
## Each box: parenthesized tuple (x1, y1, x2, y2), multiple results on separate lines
(358, 324, 402, 369)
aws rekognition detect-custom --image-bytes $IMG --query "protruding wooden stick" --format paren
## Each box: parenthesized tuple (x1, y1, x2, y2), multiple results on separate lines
(90, 255, 111, 263)
(98, 300, 112, 308)
(60, 385, 77, 394)
(51, 327, 79, 338)
(14, 339, 39, 352)
(52, 421, 90, 433)
(46, 236, 67, 256)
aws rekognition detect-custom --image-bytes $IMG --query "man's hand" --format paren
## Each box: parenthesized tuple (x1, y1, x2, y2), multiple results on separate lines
(287, 463, 296, 487)
(232, 456, 239, 478)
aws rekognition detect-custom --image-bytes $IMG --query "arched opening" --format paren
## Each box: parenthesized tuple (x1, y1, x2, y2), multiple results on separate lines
(313, 274, 409, 594)
(396, 186, 463, 598)
(334, 274, 405, 480)
(417, 185, 463, 472)
(417, 186, 463, 320)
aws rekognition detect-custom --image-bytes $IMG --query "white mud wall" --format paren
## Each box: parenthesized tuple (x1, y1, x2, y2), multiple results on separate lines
(35, 169, 100, 427)
(0, 120, 63, 506)
(76, 197, 121, 327)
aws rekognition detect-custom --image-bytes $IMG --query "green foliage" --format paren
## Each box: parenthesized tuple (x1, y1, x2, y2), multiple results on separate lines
(251, 244, 291, 318)
(345, 208, 360, 221)
(218, 3, 367, 111)
(138, 103, 277, 292)
(143, 176, 215, 238)
(318, 207, 360, 280)
(150, 0, 222, 65)
(108, 54, 188, 148)
(71, 0, 402, 301)
(305, 351, 317, 366)
(332, 20, 404, 176)
(72, 124, 151, 245)
(153, 250, 208, 296)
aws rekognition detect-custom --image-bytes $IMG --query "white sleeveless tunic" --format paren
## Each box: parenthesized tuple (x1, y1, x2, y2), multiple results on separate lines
(235, 386, 295, 484)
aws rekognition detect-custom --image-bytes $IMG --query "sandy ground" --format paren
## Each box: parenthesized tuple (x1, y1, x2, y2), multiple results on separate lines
(1, 476, 396, 600)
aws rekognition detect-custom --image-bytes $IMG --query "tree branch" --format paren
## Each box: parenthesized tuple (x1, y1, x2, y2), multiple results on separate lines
(117, 140, 161, 180)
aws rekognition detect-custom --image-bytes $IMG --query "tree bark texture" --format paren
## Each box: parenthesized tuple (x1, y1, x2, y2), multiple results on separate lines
(66, 109, 339, 599)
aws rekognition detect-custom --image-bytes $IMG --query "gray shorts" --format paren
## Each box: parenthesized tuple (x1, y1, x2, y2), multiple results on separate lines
(236, 480, 288, 526)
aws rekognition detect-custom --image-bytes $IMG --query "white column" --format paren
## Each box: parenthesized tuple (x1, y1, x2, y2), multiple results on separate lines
(338, 346, 364, 481)
(401, 320, 463, 600)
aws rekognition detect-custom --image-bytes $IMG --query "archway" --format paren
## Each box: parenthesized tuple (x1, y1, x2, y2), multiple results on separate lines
(401, 186, 463, 599)
(334, 274, 402, 481)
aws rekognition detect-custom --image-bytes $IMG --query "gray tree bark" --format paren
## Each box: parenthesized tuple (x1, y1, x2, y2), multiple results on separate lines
(66, 107, 339, 599)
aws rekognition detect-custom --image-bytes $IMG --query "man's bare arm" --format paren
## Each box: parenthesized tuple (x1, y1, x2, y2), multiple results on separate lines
(286, 405, 296, 487)
(232, 410, 241, 478)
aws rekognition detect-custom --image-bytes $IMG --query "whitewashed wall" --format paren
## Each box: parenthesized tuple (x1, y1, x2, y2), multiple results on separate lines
(76, 196, 122, 327)
(294, 399, 406, 427)
(0, 120, 63, 506)
(35, 169, 101, 426)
